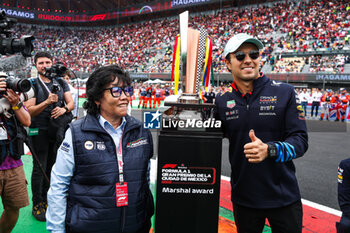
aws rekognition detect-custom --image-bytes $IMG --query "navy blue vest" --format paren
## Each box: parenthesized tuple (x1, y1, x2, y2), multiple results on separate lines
(66, 114, 154, 233)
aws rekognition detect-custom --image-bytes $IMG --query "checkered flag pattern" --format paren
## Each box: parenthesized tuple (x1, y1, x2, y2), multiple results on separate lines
(195, 28, 207, 93)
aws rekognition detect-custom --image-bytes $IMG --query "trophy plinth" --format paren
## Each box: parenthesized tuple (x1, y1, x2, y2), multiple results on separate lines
(178, 93, 200, 104)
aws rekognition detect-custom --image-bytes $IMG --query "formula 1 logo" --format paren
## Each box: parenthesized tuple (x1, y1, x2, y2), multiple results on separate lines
(143, 110, 161, 129)
(117, 196, 127, 202)
(163, 164, 177, 169)
(90, 14, 106, 21)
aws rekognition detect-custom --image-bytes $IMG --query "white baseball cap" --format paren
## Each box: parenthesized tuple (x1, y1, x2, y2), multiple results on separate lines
(223, 33, 264, 58)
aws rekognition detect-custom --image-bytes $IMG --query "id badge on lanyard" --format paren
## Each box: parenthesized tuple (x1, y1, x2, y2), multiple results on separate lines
(116, 138, 128, 207)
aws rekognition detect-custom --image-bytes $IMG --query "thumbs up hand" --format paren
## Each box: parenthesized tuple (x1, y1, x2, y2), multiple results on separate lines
(244, 129, 269, 163)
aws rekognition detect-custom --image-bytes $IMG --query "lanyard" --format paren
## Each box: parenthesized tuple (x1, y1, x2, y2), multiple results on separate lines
(38, 76, 52, 94)
(116, 136, 124, 184)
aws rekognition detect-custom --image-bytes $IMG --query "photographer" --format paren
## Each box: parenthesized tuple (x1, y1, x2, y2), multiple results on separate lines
(0, 74, 31, 233)
(24, 51, 74, 221)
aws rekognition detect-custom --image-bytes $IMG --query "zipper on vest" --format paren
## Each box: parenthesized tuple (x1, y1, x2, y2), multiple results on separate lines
(121, 207, 126, 232)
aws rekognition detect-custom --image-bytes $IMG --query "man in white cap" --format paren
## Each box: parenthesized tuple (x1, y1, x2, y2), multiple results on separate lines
(214, 33, 308, 232)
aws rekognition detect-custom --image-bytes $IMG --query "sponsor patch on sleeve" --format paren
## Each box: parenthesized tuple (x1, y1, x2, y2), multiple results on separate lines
(60, 142, 70, 153)
(297, 104, 305, 120)
(338, 166, 344, 183)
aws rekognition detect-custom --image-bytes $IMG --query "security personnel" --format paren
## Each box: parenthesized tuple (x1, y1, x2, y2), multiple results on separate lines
(337, 158, 350, 233)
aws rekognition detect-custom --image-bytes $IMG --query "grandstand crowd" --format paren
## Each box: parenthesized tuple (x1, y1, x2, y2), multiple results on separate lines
(125, 80, 350, 122)
(10, 0, 350, 76)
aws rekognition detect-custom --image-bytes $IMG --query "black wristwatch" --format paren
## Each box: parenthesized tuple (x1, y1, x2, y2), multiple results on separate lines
(267, 143, 277, 159)
(12, 102, 23, 111)
(63, 106, 69, 113)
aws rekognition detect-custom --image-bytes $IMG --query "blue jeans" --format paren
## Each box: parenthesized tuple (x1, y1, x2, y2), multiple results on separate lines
(301, 101, 308, 116)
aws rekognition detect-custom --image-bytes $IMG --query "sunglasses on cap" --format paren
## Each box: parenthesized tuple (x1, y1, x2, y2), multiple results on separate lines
(105, 86, 133, 98)
(233, 50, 260, 62)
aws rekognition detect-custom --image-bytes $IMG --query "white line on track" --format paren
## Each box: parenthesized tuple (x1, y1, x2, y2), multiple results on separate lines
(220, 174, 342, 217)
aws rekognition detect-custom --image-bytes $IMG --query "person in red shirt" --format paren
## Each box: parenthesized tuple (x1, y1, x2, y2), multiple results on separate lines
(138, 84, 146, 108)
(144, 84, 153, 109)
(336, 88, 350, 122)
(153, 84, 162, 109)
(320, 89, 335, 121)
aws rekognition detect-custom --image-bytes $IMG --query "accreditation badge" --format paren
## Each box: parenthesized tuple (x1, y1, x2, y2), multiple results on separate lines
(28, 128, 39, 136)
(116, 182, 128, 207)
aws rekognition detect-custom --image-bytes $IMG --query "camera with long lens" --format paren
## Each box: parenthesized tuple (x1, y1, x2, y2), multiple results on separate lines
(44, 63, 67, 80)
(5, 76, 31, 92)
(0, 11, 34, 57)
(0, 72, 34, 114)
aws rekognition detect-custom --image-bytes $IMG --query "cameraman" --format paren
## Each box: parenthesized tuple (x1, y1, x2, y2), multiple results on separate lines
(0, 75, 31, 233)
(24, 51, 74, 221)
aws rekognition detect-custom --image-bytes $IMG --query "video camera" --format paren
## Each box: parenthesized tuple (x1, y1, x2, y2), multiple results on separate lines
(0, 11, 34, 57)
(44, 63, 67, 80)
(0, 11, 35, 114)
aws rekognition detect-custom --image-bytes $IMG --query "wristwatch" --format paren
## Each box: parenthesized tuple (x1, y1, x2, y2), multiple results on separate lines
(63, 106, 69, 113)
(12, 102, 23, 111)
(267, 143, 277, 159)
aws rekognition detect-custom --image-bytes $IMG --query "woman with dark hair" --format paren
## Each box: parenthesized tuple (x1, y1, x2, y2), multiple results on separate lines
(46, 65, 154, 233)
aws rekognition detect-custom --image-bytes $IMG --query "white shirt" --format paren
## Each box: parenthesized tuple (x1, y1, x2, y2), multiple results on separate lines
(298, 92, 310, 102)
(311, 91, 323, 102)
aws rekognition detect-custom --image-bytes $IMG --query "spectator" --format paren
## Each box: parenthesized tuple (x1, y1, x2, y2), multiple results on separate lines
(310, 88, 323, 118)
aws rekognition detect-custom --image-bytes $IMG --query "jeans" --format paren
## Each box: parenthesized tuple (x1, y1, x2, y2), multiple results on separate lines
(301, 101, 308, 116)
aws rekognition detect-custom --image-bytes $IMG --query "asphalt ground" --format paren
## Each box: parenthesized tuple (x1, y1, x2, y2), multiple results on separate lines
(126, 108, 350, 211)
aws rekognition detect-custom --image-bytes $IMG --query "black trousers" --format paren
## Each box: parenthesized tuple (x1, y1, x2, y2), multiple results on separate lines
(311, 101, 320, 117)
(30, 129, 57, 205)
(233, 200, 302, 233)
(67, 220, 151, 233)
(337, 215, 350, 233)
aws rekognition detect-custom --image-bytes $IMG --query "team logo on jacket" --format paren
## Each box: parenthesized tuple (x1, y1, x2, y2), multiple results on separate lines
(84, 140, 94, 150)
(127, 137, 148, 148)
(96, 142, 106, 150)
(226, 100, 236, 108)
(259, 96, 277, 104)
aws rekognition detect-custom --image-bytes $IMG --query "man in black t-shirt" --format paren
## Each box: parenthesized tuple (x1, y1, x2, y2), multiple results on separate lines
(24, 51, 74, 222)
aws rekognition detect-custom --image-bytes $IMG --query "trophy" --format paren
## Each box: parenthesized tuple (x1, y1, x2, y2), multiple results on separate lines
(156, 14, 223, 233)
(167, 11, 216, 130)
